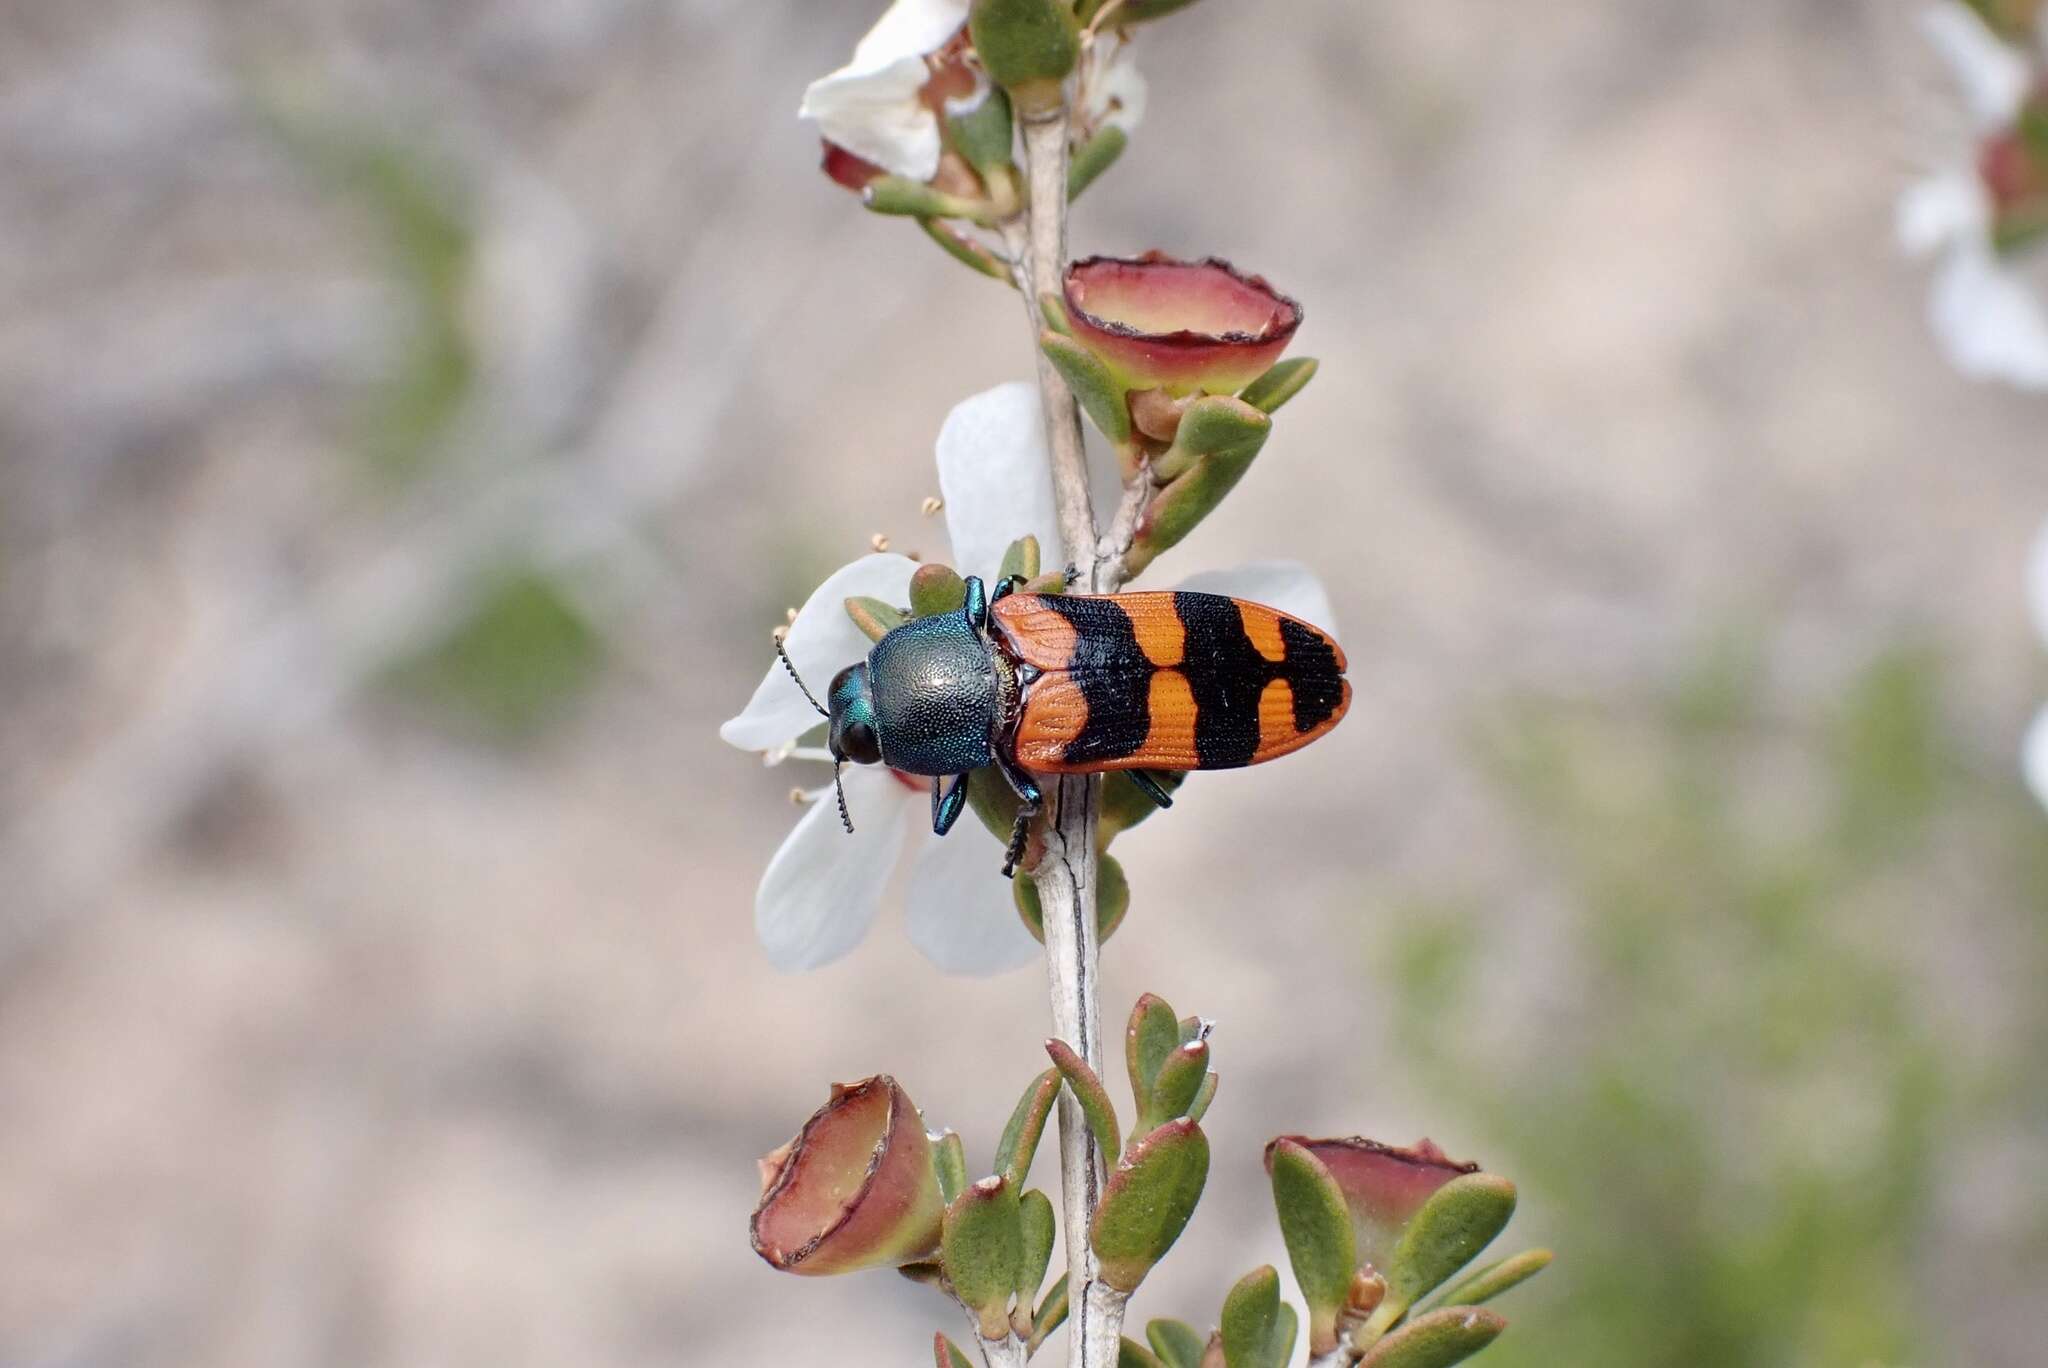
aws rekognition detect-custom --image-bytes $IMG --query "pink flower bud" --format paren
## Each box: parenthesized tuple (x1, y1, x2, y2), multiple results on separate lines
(1062, 252, 1302, 396)
(1263, 1135, 1478, 1276)
(752, 1076, 946, 1275)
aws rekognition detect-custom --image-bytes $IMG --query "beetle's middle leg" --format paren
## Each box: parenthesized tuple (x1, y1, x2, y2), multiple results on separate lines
(931, 773, 970, 836)
(992, 749, 1044, 879)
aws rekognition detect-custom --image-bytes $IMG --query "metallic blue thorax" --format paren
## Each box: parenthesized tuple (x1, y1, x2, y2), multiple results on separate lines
(866, 610, 997, 775)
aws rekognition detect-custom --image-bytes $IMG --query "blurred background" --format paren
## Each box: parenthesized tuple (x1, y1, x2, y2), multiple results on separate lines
(4, 1, 2046, 1365)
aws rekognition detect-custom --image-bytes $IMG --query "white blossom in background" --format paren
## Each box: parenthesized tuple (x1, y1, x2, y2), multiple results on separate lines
(799, 0, 970, 181)
(721, 383, 1336, 974)
(1898, 2, 2048, 388)
(2024, 520, 2048, 811)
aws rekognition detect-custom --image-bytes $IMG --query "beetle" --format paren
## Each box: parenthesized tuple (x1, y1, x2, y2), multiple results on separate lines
(775, 574, 1349, 875)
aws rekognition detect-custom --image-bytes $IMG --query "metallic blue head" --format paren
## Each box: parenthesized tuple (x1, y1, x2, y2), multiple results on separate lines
(826, 663, 882, 765)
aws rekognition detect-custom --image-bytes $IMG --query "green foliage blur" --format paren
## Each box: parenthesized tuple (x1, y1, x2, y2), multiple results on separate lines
(1382, 637, 2048, 1368)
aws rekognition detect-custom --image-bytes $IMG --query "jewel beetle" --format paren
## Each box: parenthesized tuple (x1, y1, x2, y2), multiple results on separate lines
(775, 573, 1349, 875)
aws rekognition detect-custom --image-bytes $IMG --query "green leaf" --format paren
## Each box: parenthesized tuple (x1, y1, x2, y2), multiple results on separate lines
(933, 1332, 976, 1368)
(1382, 1175, 1517, 1320)
(1126, 992, 1182, 1120)
(996, 1068, 1061, 1186)
(1042, 331, 1132, 445)
(1068, 124, 1127, 202)
(1128, 398, 1272, 577)
(943, 1176, 1024, 1338)
(1045, 1038, 1122, 1163)
(935, 1130, 969, 1204)
(1266, 1139, 1356, 1357)
(970, 762, 1026, 848)
(1040, 291, 1072, 335)
(1268, 1304, 1298, 1367)
(1430, 1248, 1552, 1309)
(1238, 357, 1318, 414)
(911, 563, 969, 619)
(863, 176, 993, 223)
(1031, 1274, 1070, 1355)
(1219, 1266, 1282, 1368)
(1354, 1307, 1506, 1368)
(1099, 852, 1131, 944)
(1119, 1339, 1166, 1368)
(999, 535, 1043, 584)
(919, 217, 1014, 285)
(969, 0, 1081, 109)
(1186, 1070, 1218, 1123)
(1091, 1120, 1210, 1292)
(1146, 1319, 1207, 1368)
(1141, 1034, 1211, 1133)
(945, 84, 1015, 177)
(1018, 1189, 1057, 1303)
(846, 595, 909, 642)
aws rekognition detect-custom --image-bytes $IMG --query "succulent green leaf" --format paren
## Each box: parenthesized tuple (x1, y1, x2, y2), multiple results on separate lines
(1219, 1266, 1283, 1368)
(945, 84, 1015, 177)
(996, 1068, 1061, 1185)
(1017, 1188, 1057, 1303)
(1430, 1248, 1552, 1309)
(943, 1176, 1024, 1337)
(1268, 1304, 1298, 1367)
(1014, 875, 1044, 942)
(1100, 769, 1184, 841)
(910, 563, 969, 619)
(1031, 1274, 1070, 1354)
(968, 0, 1081, 107)
(1354, 1307, 1506, 1368)
(933, 1332, 976, 1368)
(1119, 1339, 1166, 1368)
(863, 176, 994, 223)
(1186, 1070, 1218, 1123)
(1068, 124, 1127, 202)
(1040, 291, 1072, 336)
(1041, 331, 1132, 445)
(935, 1130, 969, 1204)
(1090, 1119, 1210, 1293)
(1129, 398, 1272, 576)
(1126, 992, 1182, 1120)
(1383, 1175, 1517, 1318)
(1141, 1036, 1211, 1133)
(1267, 1139, 1355, 1357)
(918, 217, 1014, 284)
(1099, 852, 1131, 944)
(1146, 1319, 1207, 1368)
(846, 595, 909, 642)
(1238, 357, 1318, 414)
(999, 535, 1043, 584)
(1045, 1038, 1122, 1163)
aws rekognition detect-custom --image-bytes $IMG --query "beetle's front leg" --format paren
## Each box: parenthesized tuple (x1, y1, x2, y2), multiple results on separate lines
(992, 748, 1044, 878)
(931, 773, 970, 836)
(989, 574, 1026, 605)
(962, 575, 988, 630)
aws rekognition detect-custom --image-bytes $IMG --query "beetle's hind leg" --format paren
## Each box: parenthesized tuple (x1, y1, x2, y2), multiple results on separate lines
(992, 749, 1044, 879)
(1128, 769, 1176, 809)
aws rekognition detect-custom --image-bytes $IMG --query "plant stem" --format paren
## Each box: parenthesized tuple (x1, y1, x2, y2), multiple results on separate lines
(1005, 106, 1129, 1368)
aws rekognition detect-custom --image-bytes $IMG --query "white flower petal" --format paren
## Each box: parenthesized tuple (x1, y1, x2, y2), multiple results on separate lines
(720, 553, 917, 752)
(1897, 171, 1987, 256)
(1081, 33, 1147, 135)
(904, 820, 1041, 975)
(2023, 704, 2048, 814)
(850, 0, 971, 69)
(2027, 518, 2048, 649)
(937, 382, 1063, 578)
(800, 56, 944, 182)
(755, 767, 913, 972)
(1173, 560, 1340, 635)
(1928, 243, 2048, 389)
(1921, 1, 2031, 129)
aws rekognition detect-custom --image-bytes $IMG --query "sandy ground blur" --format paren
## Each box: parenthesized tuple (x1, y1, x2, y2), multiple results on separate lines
(3, 1, 2045, 1365)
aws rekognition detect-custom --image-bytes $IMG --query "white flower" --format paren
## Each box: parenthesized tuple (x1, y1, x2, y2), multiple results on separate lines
(1898, 3, 2048, 389)
(1076, 30, 1147, 141)
(2024, 519, 2048, 812)
(722, 382, 1337, 974)
(799, 0, 971, 182)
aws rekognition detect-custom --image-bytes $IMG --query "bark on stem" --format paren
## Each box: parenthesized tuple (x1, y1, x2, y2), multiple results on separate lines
(1005, 107, 1129, 1368)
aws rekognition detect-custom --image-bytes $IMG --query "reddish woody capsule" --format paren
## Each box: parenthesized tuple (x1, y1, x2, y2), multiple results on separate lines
(1063, 252, 1302, 396)
(752, 1076, 946, 1275)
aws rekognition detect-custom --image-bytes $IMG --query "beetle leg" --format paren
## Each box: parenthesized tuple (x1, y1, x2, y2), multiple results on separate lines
(1127, 769, 1176, 809)
(962, 575, 988, 630)
(1062, 563, 1079, 589)
(931, 773, 970, 837)
(992, 749, 1044, 878)
(990, 574, 1026, 604)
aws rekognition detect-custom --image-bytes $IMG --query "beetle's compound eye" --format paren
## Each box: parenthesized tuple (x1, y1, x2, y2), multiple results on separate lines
(837, 719, 881, 766)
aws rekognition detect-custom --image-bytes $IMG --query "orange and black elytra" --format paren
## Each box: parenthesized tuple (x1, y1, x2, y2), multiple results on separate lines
(771, 574, 1349, 877)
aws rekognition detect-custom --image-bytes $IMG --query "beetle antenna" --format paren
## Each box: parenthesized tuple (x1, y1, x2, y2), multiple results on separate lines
(775, 635, 829, 717)
(833, 760, 854, 834)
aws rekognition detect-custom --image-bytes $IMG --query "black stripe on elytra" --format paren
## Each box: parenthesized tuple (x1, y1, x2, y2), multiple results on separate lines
(1175, 592, 1346, 768)
(1040, 595, 1154, 764)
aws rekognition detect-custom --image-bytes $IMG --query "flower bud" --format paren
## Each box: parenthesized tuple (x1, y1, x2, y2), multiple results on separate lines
(1063, 253, 1302, 397)
(969, 0, 1082, 115)
(751, 1076, 946, 1275)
